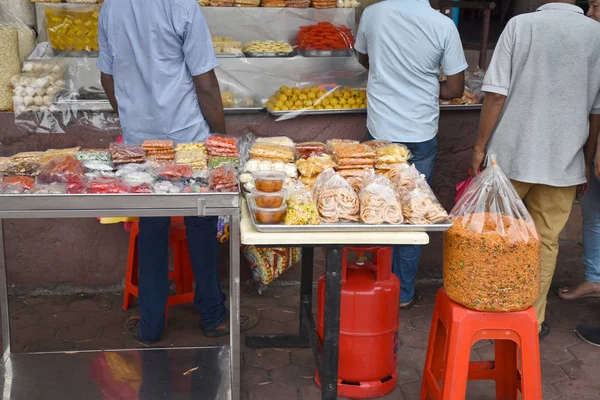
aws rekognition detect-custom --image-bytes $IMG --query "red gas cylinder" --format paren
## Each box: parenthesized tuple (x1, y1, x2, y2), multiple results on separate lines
(315, 247, 400, 399)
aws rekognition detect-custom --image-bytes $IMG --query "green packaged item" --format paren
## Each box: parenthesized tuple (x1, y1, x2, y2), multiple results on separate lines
(209, 156, 239, 169)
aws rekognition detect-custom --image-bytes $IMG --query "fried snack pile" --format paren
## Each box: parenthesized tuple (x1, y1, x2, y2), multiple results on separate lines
(444, 213, 540, 311)
(359, 175, 404, 225)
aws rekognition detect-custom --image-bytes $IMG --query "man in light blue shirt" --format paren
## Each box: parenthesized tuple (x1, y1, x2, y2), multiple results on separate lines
(98, 0, 257, 343)
(98, 0, 225, 143)
(355, 0, 467, 308)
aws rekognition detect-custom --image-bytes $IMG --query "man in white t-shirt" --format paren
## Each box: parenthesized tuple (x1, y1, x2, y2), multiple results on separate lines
(355, 0, 467, 308)
(472, 1, 600, 339)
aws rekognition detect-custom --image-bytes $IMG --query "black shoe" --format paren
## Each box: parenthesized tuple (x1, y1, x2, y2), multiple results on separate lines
(203, 315, 259, 338)
(539, 322, 550, 340)
(400, 291, 422, 310)
(575, 324, 600, 347)
(124, 316, 158, 345)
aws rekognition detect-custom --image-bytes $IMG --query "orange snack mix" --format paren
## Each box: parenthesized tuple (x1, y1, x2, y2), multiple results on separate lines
(444, 213, 540, 312)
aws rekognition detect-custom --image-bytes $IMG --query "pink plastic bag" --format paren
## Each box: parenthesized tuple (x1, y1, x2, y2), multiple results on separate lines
(454, 170, 473, 204)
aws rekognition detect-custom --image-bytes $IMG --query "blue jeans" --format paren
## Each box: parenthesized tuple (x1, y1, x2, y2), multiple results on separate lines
(580, 169, 600, 283)
(137, 216, 227, 342)
(367, 132, 438, 302)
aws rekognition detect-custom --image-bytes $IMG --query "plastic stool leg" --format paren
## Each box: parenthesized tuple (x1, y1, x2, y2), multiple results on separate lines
(172, 241, 185, 295)
(123, 231, 138, 311)
(438, 327, 470, 400)
(421, 319, 448, 400)
(519, 330, 542, 399)
(494, 340, 519, 400)
(182, 241, 194, 293)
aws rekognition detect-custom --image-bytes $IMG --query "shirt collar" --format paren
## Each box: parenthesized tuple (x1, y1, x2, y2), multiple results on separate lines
(537, 2, 584, 14)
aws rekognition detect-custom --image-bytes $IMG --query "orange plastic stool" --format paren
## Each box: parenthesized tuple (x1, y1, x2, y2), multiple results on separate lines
(420, 288, 542, 400)
(122, 217, 195, 318)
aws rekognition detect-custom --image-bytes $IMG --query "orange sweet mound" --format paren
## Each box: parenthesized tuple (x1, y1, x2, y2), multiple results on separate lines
(294, 22, 354, 51)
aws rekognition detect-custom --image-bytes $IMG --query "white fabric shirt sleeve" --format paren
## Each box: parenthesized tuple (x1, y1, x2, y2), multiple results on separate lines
(96, 8, 113, 75)
(440, 24, 467, 76)
(482, 20, 515, 96)
(181, 4, 219, 77)
(593, 89, 600, 115)
(354, 10, 369, 54)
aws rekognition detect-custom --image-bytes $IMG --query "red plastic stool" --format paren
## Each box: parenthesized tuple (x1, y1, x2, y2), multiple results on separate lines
(420, 288, 542, 400)
(122, 217, 195, 318)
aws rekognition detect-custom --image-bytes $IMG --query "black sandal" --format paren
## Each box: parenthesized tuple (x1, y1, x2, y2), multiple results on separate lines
(539, 322, 550, 340)
(203, 315, 258, 338)
(400, 291, 422, 310)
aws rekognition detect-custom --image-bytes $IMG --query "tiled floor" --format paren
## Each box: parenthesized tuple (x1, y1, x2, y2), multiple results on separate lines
(5, 242, 600, 399)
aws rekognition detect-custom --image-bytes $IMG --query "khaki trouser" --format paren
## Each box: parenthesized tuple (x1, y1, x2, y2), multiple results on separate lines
(511, 181, 577, 328)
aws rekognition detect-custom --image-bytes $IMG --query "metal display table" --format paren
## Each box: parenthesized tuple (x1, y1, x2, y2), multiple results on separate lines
(0, 193, 241, 400)
(240, 201, 430, 400)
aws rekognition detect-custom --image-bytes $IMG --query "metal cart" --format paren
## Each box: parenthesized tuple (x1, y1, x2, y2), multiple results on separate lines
(0, 193, 241, 400)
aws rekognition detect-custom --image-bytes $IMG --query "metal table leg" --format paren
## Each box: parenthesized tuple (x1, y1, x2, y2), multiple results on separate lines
(245, 247, 314, 348)
(320, 246, 342, 400)
(0, 219, 10, 358)
(229, 212, 241, 400)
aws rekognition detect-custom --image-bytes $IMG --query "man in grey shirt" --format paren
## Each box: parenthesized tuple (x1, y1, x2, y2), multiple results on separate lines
(471, 0, 600, 339)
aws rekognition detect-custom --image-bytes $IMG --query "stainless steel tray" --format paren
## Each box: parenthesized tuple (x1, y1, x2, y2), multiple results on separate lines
(298, 49, 353, 57)
(55, 99, 113, 112)
(248, 202, 453, 233)
(268, 108, 366, 116)
(243, 51, 296, 58)
(224, 106, 265, 114)
(216, 52, 245, 58)
(440, 104, 483, 110)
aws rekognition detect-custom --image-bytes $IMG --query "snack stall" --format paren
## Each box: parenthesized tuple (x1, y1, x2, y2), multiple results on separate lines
(237, 139, 454, 400)
(0, 134, 454, 399)
(0, 139, 243, 399)
(0, 2, 481, 399)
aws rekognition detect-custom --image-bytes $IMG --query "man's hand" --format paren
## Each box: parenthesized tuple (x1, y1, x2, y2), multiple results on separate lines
(471, 92, 507, 176)
(577, 167, 591, 200)
(596, 155, 600, 180)
(471, 147, 486, 175)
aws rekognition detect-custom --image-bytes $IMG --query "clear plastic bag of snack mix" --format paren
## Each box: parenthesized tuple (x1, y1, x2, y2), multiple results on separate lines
(358, 174, 404, 225)
(285, 188, 321, 225)
(312, 168, 359, 223)
(444, 155, 540, 312)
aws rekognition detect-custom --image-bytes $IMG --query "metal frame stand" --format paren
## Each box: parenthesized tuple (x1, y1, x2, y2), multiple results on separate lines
(0, 193, 241, 400)
(246, 246, 344, 400)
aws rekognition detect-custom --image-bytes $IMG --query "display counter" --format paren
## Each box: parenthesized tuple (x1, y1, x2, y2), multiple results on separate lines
(239, 200, 434, 400)
(0, 108, 480, 288)
(0, 192, 242, 400)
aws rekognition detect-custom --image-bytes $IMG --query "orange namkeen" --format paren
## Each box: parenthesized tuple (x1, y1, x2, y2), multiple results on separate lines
(294, 22, 354, 51)
(444, 213, 541, 312)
